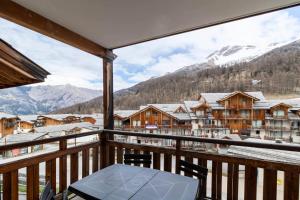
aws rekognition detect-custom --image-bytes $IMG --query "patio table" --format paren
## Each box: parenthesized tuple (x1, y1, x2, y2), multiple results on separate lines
(68, 164, 199, 200)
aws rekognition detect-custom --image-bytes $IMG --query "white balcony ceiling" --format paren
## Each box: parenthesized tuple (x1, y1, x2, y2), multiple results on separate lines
(12, 0, 300, 49)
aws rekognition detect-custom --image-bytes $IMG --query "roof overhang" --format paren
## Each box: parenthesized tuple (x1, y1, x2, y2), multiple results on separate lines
(0, 0, 299, 55)
(217, 91, 260, 103)
(270, 102, 293, 109)
(0, 39, 50, 89)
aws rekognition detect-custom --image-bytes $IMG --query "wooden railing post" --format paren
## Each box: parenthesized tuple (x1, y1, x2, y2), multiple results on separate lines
(59, 139, 67, 193)
(175, 139, 181, 174)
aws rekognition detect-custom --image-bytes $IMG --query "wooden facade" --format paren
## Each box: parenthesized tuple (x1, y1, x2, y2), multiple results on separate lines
(0, 117, 18, 137)
(81, 117, 96, 124)
(211, 92, 264, 134)
(19, 121, 34, 130)
(128, 106, 178, 129)
(36, 116, 63, 127)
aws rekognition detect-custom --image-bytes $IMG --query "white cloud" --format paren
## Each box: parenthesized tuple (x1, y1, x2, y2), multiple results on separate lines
(1, 7, 300, 92)
(115, 9, 300, 89)
(0, 18, 103, 90)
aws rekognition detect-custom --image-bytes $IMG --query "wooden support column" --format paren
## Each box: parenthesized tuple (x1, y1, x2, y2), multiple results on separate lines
(103, 55, 115, 166)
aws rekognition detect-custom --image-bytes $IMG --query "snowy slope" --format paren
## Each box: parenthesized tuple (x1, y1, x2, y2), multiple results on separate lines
(206, 41, 294, 66)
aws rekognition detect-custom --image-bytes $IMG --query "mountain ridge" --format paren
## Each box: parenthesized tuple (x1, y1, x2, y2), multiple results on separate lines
(0, 84, 101, 115)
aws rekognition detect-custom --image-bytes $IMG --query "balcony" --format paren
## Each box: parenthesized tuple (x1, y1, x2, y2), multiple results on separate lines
(0, 130, 299, 199)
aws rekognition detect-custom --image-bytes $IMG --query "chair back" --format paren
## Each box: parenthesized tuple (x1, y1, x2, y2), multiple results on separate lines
(124, 153, 152, 166)
(179, 160, 208, 200)
(40, 182, 55, 200)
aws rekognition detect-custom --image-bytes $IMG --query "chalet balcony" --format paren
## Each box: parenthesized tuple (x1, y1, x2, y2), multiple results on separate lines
(226, 104, 253, 110)
(121, 124, 192, 130)
(0, 130, 299, 200)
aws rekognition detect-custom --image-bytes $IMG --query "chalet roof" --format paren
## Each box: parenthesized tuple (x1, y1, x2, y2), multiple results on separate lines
(288, 112, 300, 120)
(10, 1, 300, 50)
(217, 91, 260, 102)
(269, 98, 300, 111)
(148, 104, 191, 121)
(0, 112, 18, 119)
(200, 92, 265, 109)
(200, 92, 265, 104)
(33, 122, 94, 133)
(228, 138, 300, 165)
(18, 115, 38, 123)
(0, 39, 49, 88)
(114, 110, 138, 119)
(0, 132, 47, 145)
(38, 114, 80, 121)
(183, 101, 199, 120)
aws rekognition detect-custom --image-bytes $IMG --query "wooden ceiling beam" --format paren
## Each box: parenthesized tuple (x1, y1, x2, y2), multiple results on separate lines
(0, 0, 116, 60)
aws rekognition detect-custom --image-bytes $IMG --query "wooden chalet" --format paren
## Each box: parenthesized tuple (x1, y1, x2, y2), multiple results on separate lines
(0, 113, 19, 138)
(1, 1, 300, 200)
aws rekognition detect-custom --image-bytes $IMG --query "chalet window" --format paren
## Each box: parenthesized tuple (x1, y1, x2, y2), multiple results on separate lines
(162, 120, 170, 125)
(152, 111, 158, 116)
(274, 110, 285, 117)
(252, 120, 262, 128)
(146, 111, 151, 117)
(240, 110, 249, 117)
(133, 120, 141, 127)
(223, 110, 230, 116)
(196, 110, 204, 116)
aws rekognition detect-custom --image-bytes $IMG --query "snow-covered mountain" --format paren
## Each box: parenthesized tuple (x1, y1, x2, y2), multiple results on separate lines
(206, 41, 293, 66)
(176, 41, 295, 73)
(0, 85, 101, 114)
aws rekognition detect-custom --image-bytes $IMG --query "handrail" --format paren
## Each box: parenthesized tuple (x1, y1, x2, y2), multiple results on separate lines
(0, 130, 102, 151)
(0, 128, 299, 153)
(104, 129, 300, 152)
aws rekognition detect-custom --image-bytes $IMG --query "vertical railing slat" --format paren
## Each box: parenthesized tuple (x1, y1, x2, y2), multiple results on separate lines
(211, 161, 217, 199)
(227, 163, 233, 200)
(153, 152, 161, 170)
(232, 164, 239, 200)
(284, 171, 299, 200)
(99, 132, 107, 169)
(164, 153, 172, 172)
(263, 169, 277, 200)
(3, 170, 18, 200)
(92, 146, 99, 173)
(144, 150, 150, 168)
(216, 162, 222, 200)
(70, 153, 78, 183)
(116, 147, 123, 164)
(185, 156, 193, 177)
(175, 139, 181, 174)
(11, 170, 18, 200)
(244, 166, 257, 200)
(198, 158, 207, 197)
(82, 148, 90, 178)
(27, 164, 39, 200)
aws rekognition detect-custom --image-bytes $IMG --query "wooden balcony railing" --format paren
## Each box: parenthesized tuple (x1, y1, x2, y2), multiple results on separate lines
(0, 129, 299, 200)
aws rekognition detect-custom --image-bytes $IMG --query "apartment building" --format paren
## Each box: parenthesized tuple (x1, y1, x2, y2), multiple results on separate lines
(114, 91, 300, 144)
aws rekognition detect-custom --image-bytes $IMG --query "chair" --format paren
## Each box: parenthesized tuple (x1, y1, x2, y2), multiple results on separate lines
(40, 182, 54, 200)
(40, 181, 68, 200)
(124, 153, 152, 166)
(179, 160, 211, 200)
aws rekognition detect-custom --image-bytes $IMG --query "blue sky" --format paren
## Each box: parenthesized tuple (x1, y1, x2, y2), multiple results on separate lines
(1, 6, 300, 91)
